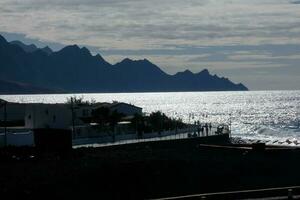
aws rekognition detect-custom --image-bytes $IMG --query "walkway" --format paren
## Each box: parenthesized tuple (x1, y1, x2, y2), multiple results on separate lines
(73, 125, 230, 148)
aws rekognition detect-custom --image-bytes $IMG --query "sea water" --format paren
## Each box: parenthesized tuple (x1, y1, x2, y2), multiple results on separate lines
(1, 90, 300, 143)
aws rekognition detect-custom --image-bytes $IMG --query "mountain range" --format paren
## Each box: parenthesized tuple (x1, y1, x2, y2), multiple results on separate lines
(0, 34, 248, 94)
(10, 40, 53, 55)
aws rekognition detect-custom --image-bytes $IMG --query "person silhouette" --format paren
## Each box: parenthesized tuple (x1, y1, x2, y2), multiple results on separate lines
(205, 123, 208, 136)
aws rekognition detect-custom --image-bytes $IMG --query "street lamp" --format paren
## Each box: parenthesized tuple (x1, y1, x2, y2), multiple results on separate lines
(229, 113, 232, 138)
(0, 101, 7, 146)
(70, 97, 76, 139)
(296, 106, 300, 129)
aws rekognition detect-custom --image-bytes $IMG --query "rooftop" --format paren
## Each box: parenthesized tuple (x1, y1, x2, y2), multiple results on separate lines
(0, 99, 7, 104)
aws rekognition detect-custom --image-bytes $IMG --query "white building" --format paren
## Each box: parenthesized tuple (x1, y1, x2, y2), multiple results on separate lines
(71, 103, 108, 120)
(74, 102, 142, 120)
(25, 104, 73, 129)
(0, 101, 26, 122)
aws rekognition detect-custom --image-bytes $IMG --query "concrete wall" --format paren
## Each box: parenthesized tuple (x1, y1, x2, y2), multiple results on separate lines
(0, 131, 34, 147)
(25, 104, 72, 129)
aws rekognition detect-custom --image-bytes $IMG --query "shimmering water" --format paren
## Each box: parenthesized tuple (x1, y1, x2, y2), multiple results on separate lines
(1, 90, 300, 142)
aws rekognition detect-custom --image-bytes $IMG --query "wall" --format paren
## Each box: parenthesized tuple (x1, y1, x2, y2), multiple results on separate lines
(25, 104, 72, 129)
(0, 131, 34, 147)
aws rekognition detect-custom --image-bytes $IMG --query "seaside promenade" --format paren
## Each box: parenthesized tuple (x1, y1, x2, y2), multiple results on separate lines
(72, 124, 230, 148)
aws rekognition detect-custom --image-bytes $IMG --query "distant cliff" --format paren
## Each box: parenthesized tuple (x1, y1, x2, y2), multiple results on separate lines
(0, 34, 248, 94)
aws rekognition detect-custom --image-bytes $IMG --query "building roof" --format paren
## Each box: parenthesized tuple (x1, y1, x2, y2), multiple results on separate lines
(0, 99, 7, 104)
(91, 102, 142, 110)
(13, 101, 142, 110)
(94, 102, 112, 107)
(109, 102, 142, 109)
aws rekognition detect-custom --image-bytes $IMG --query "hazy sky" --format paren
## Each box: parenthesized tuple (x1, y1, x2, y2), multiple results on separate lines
(1, 0, 300, 90)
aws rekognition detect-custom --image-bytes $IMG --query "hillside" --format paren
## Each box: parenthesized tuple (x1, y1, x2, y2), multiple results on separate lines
(0, 80, 58, 94)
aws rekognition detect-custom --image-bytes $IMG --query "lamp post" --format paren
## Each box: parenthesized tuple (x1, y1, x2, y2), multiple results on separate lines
(0, 101, 7, 146)
(70, 97, 76, 139)
(297, 107, 300, 129)
(176, 119, 178, 139)
(4, 102, 7, 145)
(229, 113, 232, 138)
(188, 113, 191, 134)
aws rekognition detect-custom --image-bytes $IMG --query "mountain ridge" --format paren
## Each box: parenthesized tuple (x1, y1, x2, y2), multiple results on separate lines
(10, 40, 53, 55)
(0, 34, 248, 94)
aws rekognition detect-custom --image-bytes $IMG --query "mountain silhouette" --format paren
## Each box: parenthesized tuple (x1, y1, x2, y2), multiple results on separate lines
(41, 46, 53, 55)
(0, 34, 248, 94)
(10, 40, 53, 55)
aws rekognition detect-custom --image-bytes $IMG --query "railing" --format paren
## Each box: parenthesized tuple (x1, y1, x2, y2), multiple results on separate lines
(72, 128, 190, 147)
(0, 124, 229, 148)
(72, 124, 230, 147)
(0, 130, 34, 147)
(151, 185, 300, 200)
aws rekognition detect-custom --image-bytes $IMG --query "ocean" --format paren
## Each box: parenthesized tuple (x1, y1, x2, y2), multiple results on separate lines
(1, 90, 300, 143)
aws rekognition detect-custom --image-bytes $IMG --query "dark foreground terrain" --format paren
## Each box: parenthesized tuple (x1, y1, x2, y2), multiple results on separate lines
(1, 136, 300, 199)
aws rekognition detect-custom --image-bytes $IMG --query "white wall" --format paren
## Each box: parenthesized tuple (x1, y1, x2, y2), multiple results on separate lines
(0, 132, 34, 147)
(25, 104, 72, 129)
(7, 132, 34, 146)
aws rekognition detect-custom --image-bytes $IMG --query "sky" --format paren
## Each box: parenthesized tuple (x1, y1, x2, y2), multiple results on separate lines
(1, 0, 300, 90)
